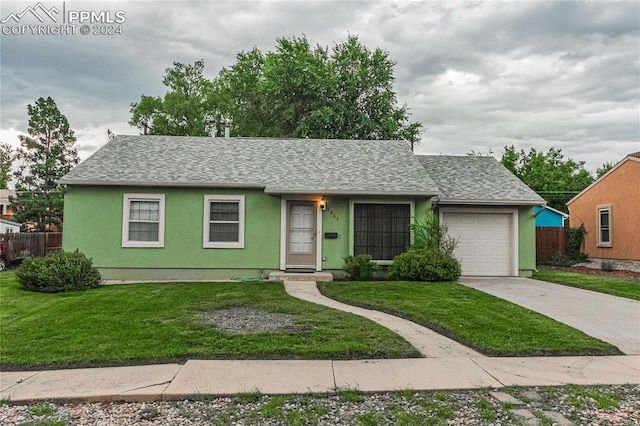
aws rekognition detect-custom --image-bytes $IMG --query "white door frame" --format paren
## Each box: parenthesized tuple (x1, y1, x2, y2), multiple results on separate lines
(439, 207, 519, 276)
(280, 196, 323, 271)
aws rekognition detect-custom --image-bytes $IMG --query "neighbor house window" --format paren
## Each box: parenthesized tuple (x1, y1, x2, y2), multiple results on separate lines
(597, 206, 611, 247)
(354, 203, 410, 260)
(203, 195, 245, 248)
(122, 194, 165, 248)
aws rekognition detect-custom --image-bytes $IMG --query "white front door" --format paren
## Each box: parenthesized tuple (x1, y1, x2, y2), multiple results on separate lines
(286, 202, 316, 268)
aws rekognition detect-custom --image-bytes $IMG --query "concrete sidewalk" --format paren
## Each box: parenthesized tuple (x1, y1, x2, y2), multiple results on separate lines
(460, 277, 640, 355)
(2, 356, 639, 403)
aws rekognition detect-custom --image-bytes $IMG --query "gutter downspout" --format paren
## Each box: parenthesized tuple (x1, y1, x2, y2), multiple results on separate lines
(430, 195, 440, 212)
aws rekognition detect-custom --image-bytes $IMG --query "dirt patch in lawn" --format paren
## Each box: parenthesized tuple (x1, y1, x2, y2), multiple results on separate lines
(538, 265, 640, 281)
(206, 307, 309, 334)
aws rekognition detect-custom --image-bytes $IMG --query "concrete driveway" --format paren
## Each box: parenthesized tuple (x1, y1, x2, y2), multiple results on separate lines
(460, 277, 640, 355)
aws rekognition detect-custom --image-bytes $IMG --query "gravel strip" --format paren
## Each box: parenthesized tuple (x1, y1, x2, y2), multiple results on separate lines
(575, 261, 640, 273)
(2, 384, 638, 425)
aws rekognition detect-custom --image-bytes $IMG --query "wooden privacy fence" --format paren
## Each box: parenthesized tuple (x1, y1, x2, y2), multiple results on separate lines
(0, 232, 62, 265)
(536, 227, 567, 261)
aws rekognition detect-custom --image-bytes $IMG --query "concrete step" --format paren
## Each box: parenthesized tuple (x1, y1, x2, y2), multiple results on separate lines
(268, 271, 333, 282)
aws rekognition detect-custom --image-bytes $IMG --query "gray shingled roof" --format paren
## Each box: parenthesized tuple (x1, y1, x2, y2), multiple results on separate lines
(417, 155, 544, 205)
(60, 135, 440, 196)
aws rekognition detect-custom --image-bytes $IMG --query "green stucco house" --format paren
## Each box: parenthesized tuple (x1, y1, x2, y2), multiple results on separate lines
(59, 136, 543, 280)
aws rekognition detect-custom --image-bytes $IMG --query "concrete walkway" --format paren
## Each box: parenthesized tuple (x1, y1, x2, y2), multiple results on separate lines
(284, 281, 481, 358)
(1, 280, 639, 403)
(460, 277, 640, 355)
(2, 356, 639, 403)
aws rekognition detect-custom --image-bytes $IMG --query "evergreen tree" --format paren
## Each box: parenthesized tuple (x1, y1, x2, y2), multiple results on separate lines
(12, 97, 79, 231)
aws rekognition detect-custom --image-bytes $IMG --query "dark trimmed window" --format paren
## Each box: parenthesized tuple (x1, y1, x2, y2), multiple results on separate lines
(354, 203, 410, 260)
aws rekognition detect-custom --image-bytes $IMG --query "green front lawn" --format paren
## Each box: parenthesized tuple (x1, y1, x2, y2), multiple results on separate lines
(0, 273, 419, 370)
(318, 281, 622, 357)
(533, 269, 640, 301)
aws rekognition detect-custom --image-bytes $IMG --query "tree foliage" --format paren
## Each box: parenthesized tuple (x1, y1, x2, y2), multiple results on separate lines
(596, 162, 615, 178)
(0, 142, 12, 189)
(12, 97, 79, 231)
(130, 60, 222, 136)
(500, 145, 593, 212)
(132, 35, 422, 146)
(214, 35, 422, 145)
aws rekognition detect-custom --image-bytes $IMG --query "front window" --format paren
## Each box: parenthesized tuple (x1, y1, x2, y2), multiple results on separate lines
(354, 203, 410, 260)
(598, 206, 611, 247)
(122, 194, 165, 248)
(204, 195, 245, 248)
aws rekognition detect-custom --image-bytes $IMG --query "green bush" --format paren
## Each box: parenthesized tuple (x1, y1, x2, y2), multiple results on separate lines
(16, 250, 102, 293)
(410, 213, 458, 256)
(388, 248, 461, 282)
(343, 254, 379, 281)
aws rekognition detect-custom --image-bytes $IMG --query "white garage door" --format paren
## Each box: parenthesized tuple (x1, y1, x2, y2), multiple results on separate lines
(442, 211, 514, 276)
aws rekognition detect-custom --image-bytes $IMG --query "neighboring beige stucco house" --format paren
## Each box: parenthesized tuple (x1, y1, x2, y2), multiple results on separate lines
(567, 153, 640, 262)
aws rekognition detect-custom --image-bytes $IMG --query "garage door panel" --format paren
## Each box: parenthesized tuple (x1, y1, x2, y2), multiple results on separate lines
(477, 230, 504, 241)
(476, 263, 497, 274)
(458, 247, 476, 257)
(478, 215, 501, 225)
(458, 232, 478, 242)
(442, 211, 514, 277)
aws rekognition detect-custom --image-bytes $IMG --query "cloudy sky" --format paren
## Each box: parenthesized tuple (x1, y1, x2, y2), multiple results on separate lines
(1, 0, 638, 179)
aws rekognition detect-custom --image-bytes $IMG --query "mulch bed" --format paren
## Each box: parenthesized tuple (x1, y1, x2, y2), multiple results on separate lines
(538, 265, 640, 280)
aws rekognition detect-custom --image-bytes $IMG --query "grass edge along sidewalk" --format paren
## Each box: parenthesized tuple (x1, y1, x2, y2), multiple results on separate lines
(318, 281, 622, 357)
(533, 268, 640, 301)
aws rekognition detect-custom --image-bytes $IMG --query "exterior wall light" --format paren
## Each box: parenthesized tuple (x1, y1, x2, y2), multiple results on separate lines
(319, 197, 327, 211)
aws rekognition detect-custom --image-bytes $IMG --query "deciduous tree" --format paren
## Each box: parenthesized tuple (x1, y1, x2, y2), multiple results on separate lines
(214, 35, 422, 146)
(130, 60, 222, 136)
(136, 36, 422, 146)
(596, 162, 615, 178)
(500, 145, 593, 212)
(12, 97, 79, 231)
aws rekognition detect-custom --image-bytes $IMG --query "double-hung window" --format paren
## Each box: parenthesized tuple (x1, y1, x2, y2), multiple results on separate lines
(597, 206, 612, 247)
(354, 203, 411, 260)
(122, 194, 165, 248)
(203, 195, 245, 248)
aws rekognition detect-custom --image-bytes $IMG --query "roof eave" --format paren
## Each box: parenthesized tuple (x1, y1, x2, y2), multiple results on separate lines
(437, 198, 545, 206)
(539, 205, 569, 218)
(265, 189, 440, 197)
(59, 180, 440, 197)
(59, 179, 267, 189)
